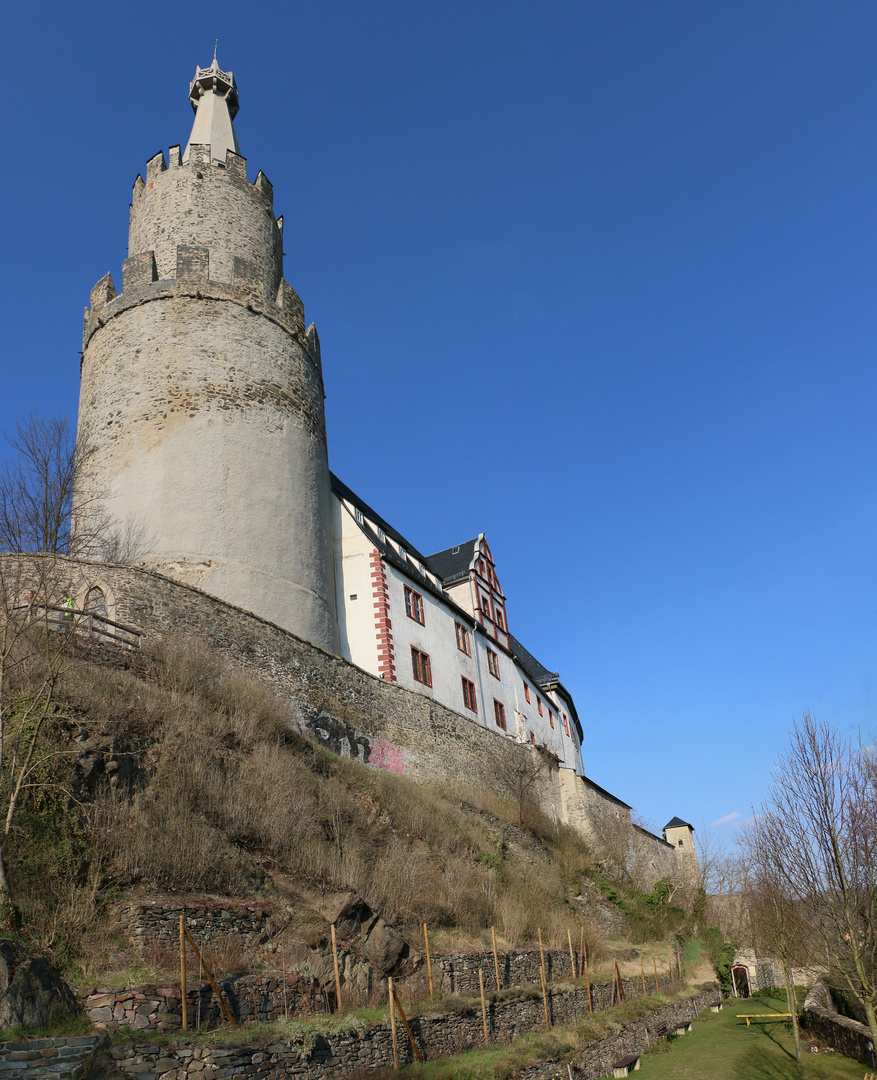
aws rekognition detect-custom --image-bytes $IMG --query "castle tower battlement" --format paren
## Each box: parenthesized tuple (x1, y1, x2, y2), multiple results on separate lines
(75, 63, 339, 654)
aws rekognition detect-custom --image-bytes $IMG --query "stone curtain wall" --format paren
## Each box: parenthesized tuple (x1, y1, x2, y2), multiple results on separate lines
(801, 980, 877, 1068)
(101, 989, 718, 1080)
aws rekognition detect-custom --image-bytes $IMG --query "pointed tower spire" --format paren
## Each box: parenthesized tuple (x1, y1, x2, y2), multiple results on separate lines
(183, 59, 241, 165)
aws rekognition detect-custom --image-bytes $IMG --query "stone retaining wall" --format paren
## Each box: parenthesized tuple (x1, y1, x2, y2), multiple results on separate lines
(801, 979, 877, 1068)
(102, 988, 718, 1079)
(123, 901, 273, 952)
(85, 972, 327, 1031)
(0, 1033, 106, 1079)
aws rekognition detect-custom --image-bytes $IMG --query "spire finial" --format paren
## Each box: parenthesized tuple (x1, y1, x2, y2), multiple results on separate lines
(183, 59, 241, 165)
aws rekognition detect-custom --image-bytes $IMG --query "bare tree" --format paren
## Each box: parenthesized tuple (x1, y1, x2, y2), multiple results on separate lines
(0, 558, 75, 925)
(0, 412, 148, 563)
(0, 414, 76, 555)
(744, 814, 815, 1062)
(752, 711, 877, 1047)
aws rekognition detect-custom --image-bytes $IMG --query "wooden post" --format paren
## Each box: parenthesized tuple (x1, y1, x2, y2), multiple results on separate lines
(584, 955, 592, 1015)
(653, 956, 660, 994)
(331, 923, 343, 1014)
(423, 923, 434, 1000)
(391, 984, 423, 1062)
(567, 929, 576, 982)
(640, 956, 647, 997)
(182, 927, 237, 1028)
(389, 977, 399, 1070)
(538, 928, 547, 985)
(579, 927, 585, 977)
(491, 926, 501, 992)
(179, 913, 187, 1032)
(540, 963, 551, 1030)
(615, 961, 626, 1003)
(479, 968, 489, 1046)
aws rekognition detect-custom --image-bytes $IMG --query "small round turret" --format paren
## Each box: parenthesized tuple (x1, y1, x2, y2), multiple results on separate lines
(76, 63, 339, 653)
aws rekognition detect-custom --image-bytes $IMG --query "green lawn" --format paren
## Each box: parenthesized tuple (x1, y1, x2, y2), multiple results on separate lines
(638, 995, 866, 1080)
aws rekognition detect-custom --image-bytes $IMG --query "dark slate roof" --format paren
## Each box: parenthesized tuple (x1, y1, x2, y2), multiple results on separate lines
(663, 817, 694, 831)
(509, 634, 557, 687)
(424, 539, 478, 584)
(330, 473, 430, 562)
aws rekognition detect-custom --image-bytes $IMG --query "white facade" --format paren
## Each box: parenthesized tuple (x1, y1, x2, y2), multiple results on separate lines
(331, 478, 584, 776)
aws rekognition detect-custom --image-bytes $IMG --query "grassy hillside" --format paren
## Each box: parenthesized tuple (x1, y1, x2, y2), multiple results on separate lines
(2, 632, 723, 991)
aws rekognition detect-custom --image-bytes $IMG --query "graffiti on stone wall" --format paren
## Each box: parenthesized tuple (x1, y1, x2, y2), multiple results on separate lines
(307, 712, 371, 764)
(368, 736, 404, 775)
(304, 712, 404, 774)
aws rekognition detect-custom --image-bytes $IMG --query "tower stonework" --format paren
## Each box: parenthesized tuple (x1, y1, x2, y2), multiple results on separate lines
(76, 62, 339, 653)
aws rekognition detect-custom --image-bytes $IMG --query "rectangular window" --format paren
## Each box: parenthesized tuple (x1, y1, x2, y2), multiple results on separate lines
(537, 699, 543, 716)
(523, 682, 530, 703)
(481, 594, 492, 618)
(563, 712, 570, 736)
(493, 699, 506, 730)
(549, 710, 555, 728)
(487, 649, 500, 679)
(462, 677, 477, 712)
(495, 606, 506, 631)
(455, 621, 471, 656)
(411, 647, 432, 687)
(404, 586, 424, 624)
(529, 730, 536, 745)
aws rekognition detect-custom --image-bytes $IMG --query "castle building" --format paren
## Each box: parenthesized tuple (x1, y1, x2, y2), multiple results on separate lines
(74, 61, 696, 877)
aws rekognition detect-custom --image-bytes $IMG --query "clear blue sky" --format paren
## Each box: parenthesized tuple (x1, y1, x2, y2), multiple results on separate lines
(3, 1, 876, 844)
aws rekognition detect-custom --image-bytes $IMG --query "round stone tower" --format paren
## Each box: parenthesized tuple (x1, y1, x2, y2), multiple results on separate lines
(76, 60, 339, 653)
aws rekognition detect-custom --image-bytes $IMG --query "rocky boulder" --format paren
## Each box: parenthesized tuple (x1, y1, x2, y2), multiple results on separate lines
(0, 949, 80, 1030)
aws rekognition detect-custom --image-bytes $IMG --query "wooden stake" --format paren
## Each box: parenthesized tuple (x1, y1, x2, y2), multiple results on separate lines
(567, 929, 576, 982)
(389, 977, 399, 1070)
(391, 983, 422, 1062)
(479, 968, 489, 1046)
(179, 913, 187, 1032)
(540, 963, 551, 1030)
(330, 923, 343, 1014)
(615, 961, 626, 1003)
(182, 927, 237, 1028)
(538, 928, 547, 984)
(653, 956, 660, 993)
(640, 956, 647, 997)
(423, 923, 434, 1000)
(584, 956, 592, 1015)
(491, 926, 501, 992)
(579, 927, 585, 977)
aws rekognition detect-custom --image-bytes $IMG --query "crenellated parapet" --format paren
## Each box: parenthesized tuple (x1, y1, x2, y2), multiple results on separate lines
(127, 143, 284, 295)
(83, 243, 318, 369)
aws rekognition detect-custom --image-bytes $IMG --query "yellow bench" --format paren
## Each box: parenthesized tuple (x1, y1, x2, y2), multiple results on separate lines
(738, 1013, 794, 1027)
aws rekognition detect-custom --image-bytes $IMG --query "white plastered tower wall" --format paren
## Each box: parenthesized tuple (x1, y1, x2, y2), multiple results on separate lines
(75, 62, 339, 653)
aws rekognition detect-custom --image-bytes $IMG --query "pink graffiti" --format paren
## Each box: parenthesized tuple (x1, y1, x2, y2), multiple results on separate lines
(369, 737, 404, 774)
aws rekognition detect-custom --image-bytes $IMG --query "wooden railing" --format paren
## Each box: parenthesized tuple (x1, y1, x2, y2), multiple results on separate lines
(12, 604, 142, 649)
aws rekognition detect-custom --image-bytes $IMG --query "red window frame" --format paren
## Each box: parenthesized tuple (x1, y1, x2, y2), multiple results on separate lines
(495, 605, 506, 631)
(462, 677, 477, 712)
(404, 586, 425, 624)
(455, 621, 471, 656)
(563, 712, 570, 736)
(411, 647, 432, 686)
(537, 699, 543, 716)
(549, 710, 555, 728)
(487, 649, 500, 679)
(493, 699, 506, 730)
(523, 682, 530, 703)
